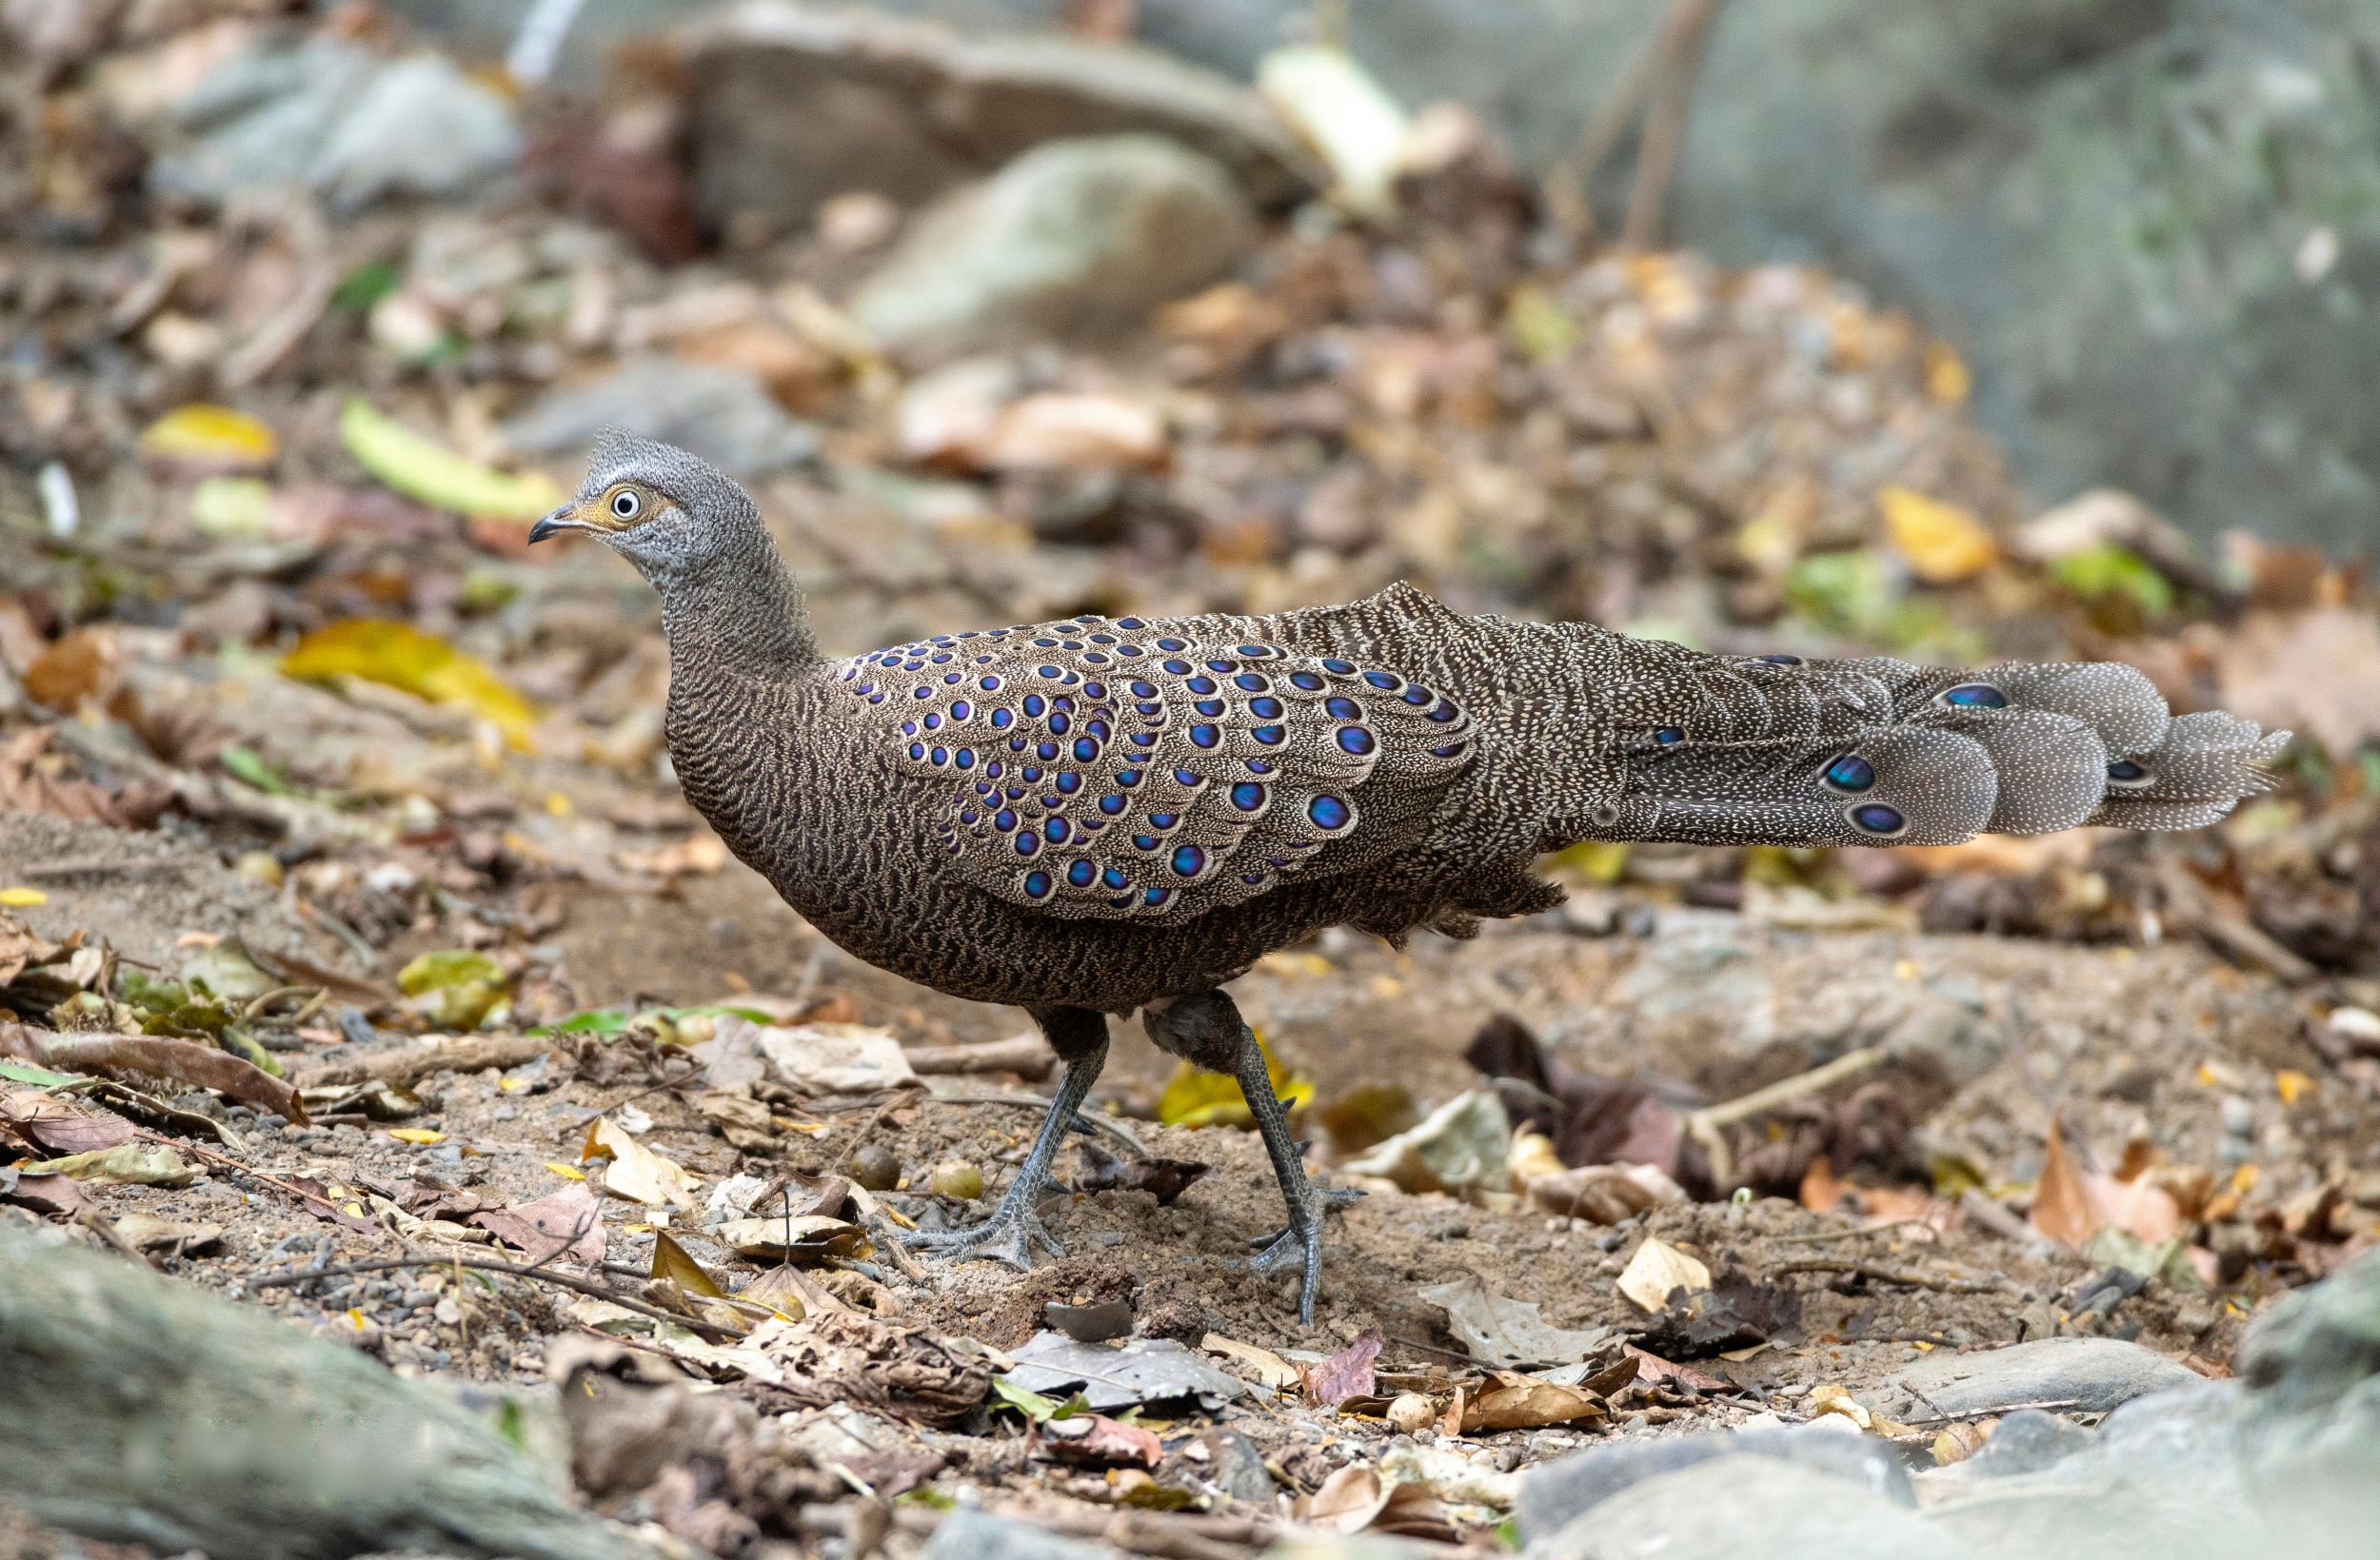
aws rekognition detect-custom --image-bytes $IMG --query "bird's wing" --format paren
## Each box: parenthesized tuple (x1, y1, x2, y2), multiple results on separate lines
(834, 613, 1477, 918)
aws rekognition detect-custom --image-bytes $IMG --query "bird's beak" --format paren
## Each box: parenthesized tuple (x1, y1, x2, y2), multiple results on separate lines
(527, 504, 584, 544)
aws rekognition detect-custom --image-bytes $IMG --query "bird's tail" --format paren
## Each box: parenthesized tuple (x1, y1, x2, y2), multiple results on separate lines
(1568, 642, 2288, 850)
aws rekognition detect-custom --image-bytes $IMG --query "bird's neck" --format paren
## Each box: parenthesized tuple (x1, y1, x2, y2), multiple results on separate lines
(657, 534, 819, 682)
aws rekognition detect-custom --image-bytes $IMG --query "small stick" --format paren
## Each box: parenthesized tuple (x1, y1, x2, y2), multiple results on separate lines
(1686, 1046, 1884, 1189)
(1770, 1218, 1935, 1246)
(1773, 1257, 2013, 1294)
(929, 1092, 1148, 1156)
(248, 1254, 746, 1341)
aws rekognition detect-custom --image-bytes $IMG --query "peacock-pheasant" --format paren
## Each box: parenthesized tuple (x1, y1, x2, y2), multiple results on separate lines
(532, 431, 2290, 1323)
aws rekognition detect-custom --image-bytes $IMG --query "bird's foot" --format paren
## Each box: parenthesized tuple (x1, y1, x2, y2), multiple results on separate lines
(1249, 1181, 1364, 1324)
(896, 1200, 1062, 1271)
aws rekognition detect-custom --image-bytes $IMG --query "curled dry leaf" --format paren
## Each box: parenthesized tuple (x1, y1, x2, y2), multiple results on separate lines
(1458, 1370, 1609, 1432)
(1418, 1275, 1615, 1368)
(715, 1214, 868, 1264)
(583, 1116, 699, 1208)
(26, 1143, 197, 1186)
(746, 1310, 992, 1429)
(4, 1026, 308, 1126)
(1202, 1331, 1301, 1392)
(0, 1085, 136, 1155)
(1305, 1463, 1392, 1534)
(2030, 1116, 2184, 1250)
(0, 1166, 92, 1215)
(1039, 1412, 1163, 1469)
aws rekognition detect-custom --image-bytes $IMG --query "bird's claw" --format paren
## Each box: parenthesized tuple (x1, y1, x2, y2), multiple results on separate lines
(896, 1203, 1063, 1270)
(1249, 1182, 1363, 1324)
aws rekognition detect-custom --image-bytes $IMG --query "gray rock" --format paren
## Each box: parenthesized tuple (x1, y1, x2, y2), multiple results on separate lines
(1188, 1427, 1273, 1505)
(1954, 1407, 2095, 1477)
(681, 0, 1317, 235)
(1517, 1426, 1912, 1546)
(2237, 1246, 2380, 1416)
(500, 357, 821, 480)
(922, 1509, 1121, 1560)
(150, 40, 518, 212)
(1529, 1453, 1961, 1560)
(1876, 1337, 2204, 1423)
(848, 134, 1253, 361)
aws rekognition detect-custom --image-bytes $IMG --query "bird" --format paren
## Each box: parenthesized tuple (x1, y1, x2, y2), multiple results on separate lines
(531, 429, 2290, 1323)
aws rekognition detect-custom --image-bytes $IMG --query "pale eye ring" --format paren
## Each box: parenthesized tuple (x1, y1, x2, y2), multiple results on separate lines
(609, 489, 641, 521)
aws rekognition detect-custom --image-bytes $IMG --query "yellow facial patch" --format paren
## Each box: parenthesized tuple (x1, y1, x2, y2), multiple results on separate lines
(579, 481, 659, 533)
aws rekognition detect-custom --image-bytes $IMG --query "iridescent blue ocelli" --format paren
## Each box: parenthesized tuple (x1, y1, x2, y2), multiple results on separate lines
(1289, 671, 1326, 691)
(1067, 859, 1098, 887)
(2108, 759, 2150, 783)
(1230, 781, 1265, 811)
(1326, 697, 1360, 720)
(1098, 793, 1127, 815)
(1363, 671, 1401, 690)
(1103, 867, 1128, 889)
(1235, 674, 1268, 692)
(1190, 724, 1220, 747)
(1144, 886, 1172, 906)
(1307, 794, 1350, 829)
(1337, 726, 1377, 756)
(1253, 725, 1285, 744)
(1250, 698, 1282, 718)
(1022, 871, 1052, 898)
(1171, 844, 1205, 877)
(1014, 832, 1040, 858)
(1941, 683, 2008, 709)
(1823, 754, 1875, 791)
(1653, 726, 1684, 746)
(1849, 803, 1906, 835)
(1321, 658, 1356, 674)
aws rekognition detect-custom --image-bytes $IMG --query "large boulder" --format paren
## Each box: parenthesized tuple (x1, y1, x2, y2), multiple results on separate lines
(846, 133, 1254, 360)
(680, 1, 1319, 233)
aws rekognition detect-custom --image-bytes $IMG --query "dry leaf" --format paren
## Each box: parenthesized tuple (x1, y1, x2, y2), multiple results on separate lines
(650, 1229, 726, 1297)
(1880, 485, 1997, 584)
(10, 1029, 309, 1125)
(468, 1182, 607, 1264)
(0, 1086, 135, 1155)
(1418, 1275, 1614, 1367)
(1203, 1332, 1301, 1392)
(583, 1116, 700, 1208)
(1040, 1412, 1164, 1469)
(26, 1143, 196, 1185)
(1305, 1463, 1392, 1534)
(340, 398, 560, 519)
(112, 1213, 225, 1254)
(1303, 1328, 1383, 1407)
(716, 1214, 869, 1264)
(138, 404, 277, 471)
(1459, 1371, 1609, 1432)
(2029, 1116, 2183, 1249)
(284, 620, 537, 750)
(1616, 1235, 1713, 1312)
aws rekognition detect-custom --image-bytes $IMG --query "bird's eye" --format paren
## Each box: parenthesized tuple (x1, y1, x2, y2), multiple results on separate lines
(609, 489, 641, 521)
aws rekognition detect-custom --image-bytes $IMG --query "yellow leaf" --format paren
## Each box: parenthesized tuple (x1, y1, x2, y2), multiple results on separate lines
(1158, 1030, 1313, 1129)
(1616, 1235, 1712, 1312)
(1880, 485, 1998, 584)
(338, 398, 562, 520)
(0, 888, 48, 907)
(649, 1229, 726, 1298)
(544, 1160, 586, 1179)
(387, 1128, 446, 1145)
(283, 619, 537, 749)
(1504, 283, 1577, 365)
(2275, 1069, 2313, 1106)
(139, 405, 278, 470)
(1924, 341, 1972, 405)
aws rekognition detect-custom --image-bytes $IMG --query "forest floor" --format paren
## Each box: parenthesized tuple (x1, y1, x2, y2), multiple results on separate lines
(5, 5, 2380, 1558)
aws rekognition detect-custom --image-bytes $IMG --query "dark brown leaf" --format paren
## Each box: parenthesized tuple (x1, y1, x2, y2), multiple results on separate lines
(1303, 1327, 1383, 1408)
(10, 1027, 308, 1125)
(1069, 1137, 1210, 1205)
(0, 1085, 135, 1155)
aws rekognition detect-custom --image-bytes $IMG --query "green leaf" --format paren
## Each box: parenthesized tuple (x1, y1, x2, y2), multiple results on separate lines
(2047, 543, 2174, 617)
(330, 258, 401, 314)
(0, 1060, 81, 1088)
(218, 745, 295, 795)
(988, 1377, 1092, 1423)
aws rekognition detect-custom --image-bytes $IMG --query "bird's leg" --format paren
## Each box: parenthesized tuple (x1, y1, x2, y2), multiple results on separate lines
(1233, 1028, 1362, 1326)
(898, 1007, 1108, 1272)
(1144, 990, 1359, 1326)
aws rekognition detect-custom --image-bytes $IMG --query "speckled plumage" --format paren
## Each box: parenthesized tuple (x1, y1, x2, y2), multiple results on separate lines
(537, 432, 2290, 1321)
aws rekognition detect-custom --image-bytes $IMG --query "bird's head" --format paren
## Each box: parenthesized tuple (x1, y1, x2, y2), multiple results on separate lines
(529, 429, 764, 588)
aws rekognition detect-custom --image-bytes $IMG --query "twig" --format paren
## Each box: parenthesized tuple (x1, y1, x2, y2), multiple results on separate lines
(1773, 1257, 2013, 1294)
(1686, 1047, 1885, 1190)
(1771, 1218, 1934, 1246)
(1621, 0, 1728, 250)
(247, 1254, 746, 1341)
(903, 1033, 1055, 1079)
(1895, 1396, 2090, 1426)
(293, 1032, 558, 1090)
(929, 1092, 1148, 1156)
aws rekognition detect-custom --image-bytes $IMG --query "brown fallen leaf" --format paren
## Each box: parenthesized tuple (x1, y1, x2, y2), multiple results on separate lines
(650, 1229, 726, 1298)
(111, 1213, 225, 1254)
(1202, 1332, 1301, 1392)
(26, 1143, 196, 1186)
(1623, 1345, 1730, 1393)
(715, 1214, 868, 1265)
(283, 1174, 382, 1234)
(5, 1026, 307, 1125)
(1305, 1463, 1393, 1534)
(0, 1085, 135, 1155)
(2030, 1116, 2184, 1249)
(469, 1182, 608, 1264)
(1040, 1412, 1163, 1469)
(1616, 1235, 1713, 1313)
(0, 1165, 91, 1215)
(1069, 1137, 1211, 1205)
(1459, 1370, 1609, 1432)
(1303, 1327, 1383, 1407)
(0, 918, 84, 989)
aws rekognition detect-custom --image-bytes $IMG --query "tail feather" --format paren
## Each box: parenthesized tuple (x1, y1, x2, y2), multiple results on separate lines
(1595, 647, 2288, 850)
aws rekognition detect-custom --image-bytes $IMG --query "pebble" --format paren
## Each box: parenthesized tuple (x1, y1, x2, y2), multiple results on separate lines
(1874, 1336, 2201, 1421)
